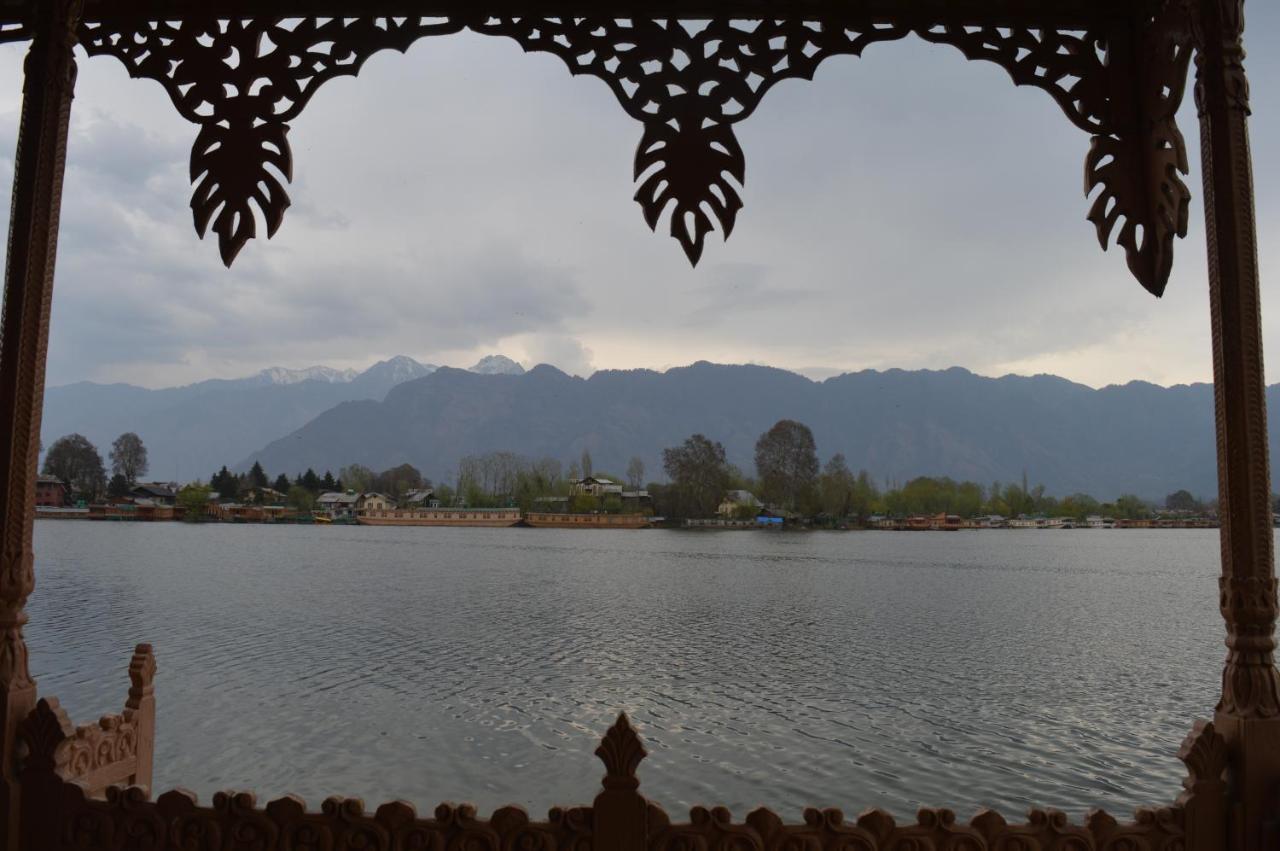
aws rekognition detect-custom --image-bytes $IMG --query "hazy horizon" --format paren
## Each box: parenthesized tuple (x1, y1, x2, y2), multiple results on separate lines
(47, 353, 1232, 393)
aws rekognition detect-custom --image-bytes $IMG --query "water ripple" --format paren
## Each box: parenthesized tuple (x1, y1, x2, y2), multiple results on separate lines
(27, 523, 1222, 820)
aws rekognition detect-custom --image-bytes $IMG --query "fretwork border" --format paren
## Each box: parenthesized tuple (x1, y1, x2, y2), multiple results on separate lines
(56, 2, 1193, 294)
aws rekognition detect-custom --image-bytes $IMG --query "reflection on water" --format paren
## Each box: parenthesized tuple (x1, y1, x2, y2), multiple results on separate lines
(28, 523, 1222, 819)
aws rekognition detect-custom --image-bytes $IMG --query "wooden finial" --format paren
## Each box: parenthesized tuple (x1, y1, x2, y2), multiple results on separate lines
(595, 713, 647, 790)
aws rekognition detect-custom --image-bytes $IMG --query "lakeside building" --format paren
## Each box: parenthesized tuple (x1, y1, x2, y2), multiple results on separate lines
(130, 482, 178, 506)
(34, 475, 67, 508)
(241, 486, 286, 505)
(317, 491, 360, 520)
(356, 493, 395, 513)
(568, 476, 624, 498)
(404, 488, 437, 507)
(718, 489, 760, 518)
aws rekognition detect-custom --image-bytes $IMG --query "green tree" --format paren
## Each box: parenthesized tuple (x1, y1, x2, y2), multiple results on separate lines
(849, 470, 881, 521)
(210, 466, 239, 500)
(338, 464, 374, 493)
(754, 420, 820, 513)
(301, 468, 321, 492)
(107, 473, 131, 499)
(109, 432, 148, 484)
(1165, 489, 1202, 513)
(1114, 493, 1150, 519)
(373, 463, 423, 498)
(287, 485, 315, 512)
(818, 453, 856, 519)
(177, 483, 212, 521)
(1060, 492, 1101, 520)
(321, 470, 337, 491)
(43, 434, 106, 500)
(248, 461, 268, 490)
(581, 449, 593, 479)
(272, 473, 291, 493)
(662, 434, 730, 519)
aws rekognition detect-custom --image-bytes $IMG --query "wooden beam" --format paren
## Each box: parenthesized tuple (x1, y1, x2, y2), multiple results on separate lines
(0, 0, 1145, 28)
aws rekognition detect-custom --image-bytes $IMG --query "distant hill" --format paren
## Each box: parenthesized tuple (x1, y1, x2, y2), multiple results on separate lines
(243, 362, 1257, 500)
(41, 355, 512, 482)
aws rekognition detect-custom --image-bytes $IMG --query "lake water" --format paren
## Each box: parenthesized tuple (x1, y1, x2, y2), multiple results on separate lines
(27, 522, 1224, 822)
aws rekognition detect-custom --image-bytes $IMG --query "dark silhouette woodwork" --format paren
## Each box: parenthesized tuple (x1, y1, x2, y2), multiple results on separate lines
(0, 0, 1272, 849)
(71, 8, 1194, 292)
(14, 709, 1231, 850)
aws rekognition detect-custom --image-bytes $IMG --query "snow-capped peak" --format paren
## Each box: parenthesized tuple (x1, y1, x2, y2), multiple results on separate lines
(358, 356, 436, 384)
(253, 365, 359, 386)
(468, 355, 526, 376)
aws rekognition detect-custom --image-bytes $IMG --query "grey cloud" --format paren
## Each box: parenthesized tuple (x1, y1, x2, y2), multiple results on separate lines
(0, 11, 1277, 389)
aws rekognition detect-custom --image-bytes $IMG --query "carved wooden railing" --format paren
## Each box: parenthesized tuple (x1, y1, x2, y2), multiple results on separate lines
(14, 654, 1229, 851)
(18, 645, 155, 795)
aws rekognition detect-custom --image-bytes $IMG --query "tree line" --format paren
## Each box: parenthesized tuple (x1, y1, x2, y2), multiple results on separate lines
(42, 432, 148, 500)
(650, 420, 1207, 522)
(40, 428, 1218, 522)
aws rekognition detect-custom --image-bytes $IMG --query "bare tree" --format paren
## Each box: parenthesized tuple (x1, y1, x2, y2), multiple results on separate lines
(109, 432, 148, 484)
(338, 464, 374, 493)
(626, 456, 646, 490)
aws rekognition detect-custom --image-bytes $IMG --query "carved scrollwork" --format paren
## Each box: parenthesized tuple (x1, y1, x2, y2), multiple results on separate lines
(469, 16, 909, 263)
(1217, 575, 1280, 718)
(18, 645, 155, 798)
(71, 7, 1194, 290)
(22, 708, 1203, 851)
(77, 16, 465, 264)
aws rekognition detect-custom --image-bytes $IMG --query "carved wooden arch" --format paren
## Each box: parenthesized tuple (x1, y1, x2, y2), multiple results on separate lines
(44, 1, 1195, 295)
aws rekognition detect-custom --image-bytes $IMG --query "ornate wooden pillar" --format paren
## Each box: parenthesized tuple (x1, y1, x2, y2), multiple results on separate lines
(1195, 1, 1280, 848)
(0, 0, 81, 848)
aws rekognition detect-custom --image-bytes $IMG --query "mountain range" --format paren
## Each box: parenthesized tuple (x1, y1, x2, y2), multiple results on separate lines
(40, 355, 523, 482)
(44, 356, 1267, 499)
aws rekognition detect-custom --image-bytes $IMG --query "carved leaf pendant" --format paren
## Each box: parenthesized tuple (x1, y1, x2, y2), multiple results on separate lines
(634, 118, 745, 266)
(190, 121, 294, 266)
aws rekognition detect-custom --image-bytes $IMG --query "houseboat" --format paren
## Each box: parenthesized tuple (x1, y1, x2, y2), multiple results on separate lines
(358, 508, 523, 527)
(524, 512, 652, 529)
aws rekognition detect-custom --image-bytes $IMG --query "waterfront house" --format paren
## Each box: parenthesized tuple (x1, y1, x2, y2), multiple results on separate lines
(403, 488, 436, 507)
(569, 476, 624, 498)
(34, 475, 67, 508)
(242, 486, 286, 505)
(130, 482, 178, 506)
(317, 491, 360, 520)
(973, 514, 1008, 529)
(357, 493, 395, 513)
(717, 489, 760, 518)
(533, 495, 569, 512)
(621, 490, 652, 513)
(1085, 515, 1116, 529)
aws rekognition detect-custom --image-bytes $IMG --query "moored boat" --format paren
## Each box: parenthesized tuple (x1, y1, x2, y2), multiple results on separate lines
(523, 512, 652, 529)
(358, 508, 523, 527)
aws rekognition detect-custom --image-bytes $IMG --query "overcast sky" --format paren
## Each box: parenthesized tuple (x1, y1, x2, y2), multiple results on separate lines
(1, 12, 1279, 389)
